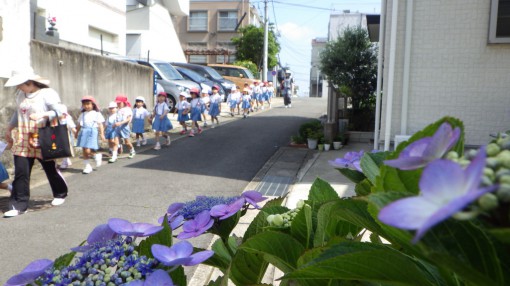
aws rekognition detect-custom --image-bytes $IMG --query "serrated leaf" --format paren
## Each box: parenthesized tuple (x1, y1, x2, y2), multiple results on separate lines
(308, 177, 339, 204)
(360, 153, 380, 184)
(53, 251, 77, 270)
(355, 178, 373, 196)
(262, 196, 285, 208)
(240, 231, 305, 273)
(230, 249, 268, 285)
(313, 200, 362, 247)
(337, 168, 366, 183)
(290, 204, 313, 249)
(284, 242, 434, 286)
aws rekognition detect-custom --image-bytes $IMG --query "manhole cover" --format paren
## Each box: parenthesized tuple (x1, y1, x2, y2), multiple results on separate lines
(255, 175, 294, 196)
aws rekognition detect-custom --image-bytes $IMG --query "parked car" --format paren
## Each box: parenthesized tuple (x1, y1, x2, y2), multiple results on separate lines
(171, 62, 235, 97)
(175, 66, 214, 93)
(131, 59, 200, 111)
(208, 64, 258, 89)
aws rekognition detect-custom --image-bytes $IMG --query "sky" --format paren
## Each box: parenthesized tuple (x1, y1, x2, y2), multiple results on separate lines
(251, 0, 381, 96)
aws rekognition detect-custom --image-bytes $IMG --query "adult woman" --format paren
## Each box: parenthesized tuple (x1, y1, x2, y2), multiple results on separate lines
(3, 68, 68, 217)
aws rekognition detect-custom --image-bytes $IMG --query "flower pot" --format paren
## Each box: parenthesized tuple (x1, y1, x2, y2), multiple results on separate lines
(307, 138, 318, 150)
(324, 144, 331, 151)
(333, 141, 342, 150)
(318, 144, 324, 151)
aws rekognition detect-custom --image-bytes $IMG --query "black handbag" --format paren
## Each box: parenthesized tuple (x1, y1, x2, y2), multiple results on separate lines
(38, 111, 74, 160)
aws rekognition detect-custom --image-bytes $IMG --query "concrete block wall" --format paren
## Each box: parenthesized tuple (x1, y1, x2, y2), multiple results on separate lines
(0, 40, 153, 167)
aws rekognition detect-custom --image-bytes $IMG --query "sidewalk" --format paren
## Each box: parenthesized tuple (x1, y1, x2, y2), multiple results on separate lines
(189, 141, 372, 285)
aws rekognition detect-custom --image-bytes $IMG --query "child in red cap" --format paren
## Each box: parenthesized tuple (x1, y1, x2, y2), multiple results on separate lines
(76, 96, 105, 174)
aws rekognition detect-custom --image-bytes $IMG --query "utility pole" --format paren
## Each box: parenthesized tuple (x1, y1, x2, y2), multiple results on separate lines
(262, 0, 268, 81)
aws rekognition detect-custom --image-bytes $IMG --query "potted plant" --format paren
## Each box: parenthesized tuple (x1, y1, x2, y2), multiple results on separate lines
(333, 134, 344, 150)
(290, 134, 307, 148)
(317, 134, 325, 151)
(324, 139, 331, 151)
(306, 128, 321, 150)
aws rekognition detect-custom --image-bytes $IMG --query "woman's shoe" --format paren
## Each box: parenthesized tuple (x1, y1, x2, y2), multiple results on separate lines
(4, 209, 27, 217)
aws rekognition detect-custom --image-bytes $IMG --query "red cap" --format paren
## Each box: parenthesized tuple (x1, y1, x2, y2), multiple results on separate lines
(157, 91, 168, 98)
(189, 87, 200, 94)
(81, 95, 97, 104)
(212, 85, 220, 90)
(115, 94, 131, 107)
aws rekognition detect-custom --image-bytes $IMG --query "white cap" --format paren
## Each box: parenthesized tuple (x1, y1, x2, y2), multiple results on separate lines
(231, 86, 237, 91)
(201, 87, 211, 94)
(179, 91, 191, 98)
(135, 96, 145, 102)
(108, 101, 117, 108)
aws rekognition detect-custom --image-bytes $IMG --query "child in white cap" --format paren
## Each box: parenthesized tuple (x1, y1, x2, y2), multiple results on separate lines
(174, 91, 191, 134)
(227, 86, 240, 117)
(150, 92, 173, 150)
(132, 96, 150, 147)
(105, 101, 119, 162)
(209, 85, 222, 127)
(200, 87, 211, 128)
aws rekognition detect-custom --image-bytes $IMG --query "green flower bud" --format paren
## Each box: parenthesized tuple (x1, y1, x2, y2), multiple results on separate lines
(496, 184, 510, 202)
(452, 210, 480, 220)
(499, 138, 510, 150)
(497, 150, 510, 168)
(272, 214, 284, 227)
(483, 168, 495, 180)
(446, 151, 459, 160)
(486, 157, 499, 168)
(498, 174, 510, 184)
(487, 143, 501, 157)
(465, 149, 479, 160)
(266, 214, 275, 224)
(459, 159, 471, 167)
(478, 193, 498, 211)
(481, 175, 494, 186)
(296, 200, 305, 209)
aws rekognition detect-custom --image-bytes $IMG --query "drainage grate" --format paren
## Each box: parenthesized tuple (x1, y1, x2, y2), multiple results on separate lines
(255, 175, 294, 196)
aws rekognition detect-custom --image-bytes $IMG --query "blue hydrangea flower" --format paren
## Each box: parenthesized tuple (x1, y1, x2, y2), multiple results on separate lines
(329, 150, 364, 172)
(152, 241, 214, 267)
(6, 259, 53, 286)
(126, 269, 174, 286)
(175, 196, 240, 220)
(378, 147, 495, 243)
(108, 218, 163, 237)
(241, 191, 267, 209)
(210, 198, 245, 220)
(384, 122, 461, 170)
(177, 210, 214, 239)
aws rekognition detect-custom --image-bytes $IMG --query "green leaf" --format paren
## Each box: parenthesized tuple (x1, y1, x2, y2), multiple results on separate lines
(137, 215, 173, 258)
(208, 211, 241, 241)
(168, 266, 187, 286)
(354, 178, 373, 196)
(229, 249, 268, 285)
(488, 228, 510, 244)
(53, 251, 77, 270)
(283, 242, 435, 286)
(308, 177, 339, 204)
(421, 220, 504, 286)
(262, 196, 285, 208)
(203, 238, 233, 270)
(290, 204, 313, 249)
(337, 168, 366, 183)
(240, 231, 305, 273)
(360, 152, 380, 184)
(313, 200, 362, 247)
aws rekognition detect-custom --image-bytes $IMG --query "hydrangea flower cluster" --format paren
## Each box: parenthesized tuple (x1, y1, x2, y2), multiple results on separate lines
(266, 200, 306, 227)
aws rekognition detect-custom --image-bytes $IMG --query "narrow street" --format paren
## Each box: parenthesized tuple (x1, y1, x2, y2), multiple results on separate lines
(0, 96, 327, 282)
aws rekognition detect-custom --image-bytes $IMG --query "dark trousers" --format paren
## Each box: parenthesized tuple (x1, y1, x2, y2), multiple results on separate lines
(283, 90, 292, 105)
(9, 156, 68, 211)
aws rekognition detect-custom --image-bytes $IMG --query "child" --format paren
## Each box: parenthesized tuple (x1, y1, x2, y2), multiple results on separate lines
(208, 85, 222, 127)
(76, 96, 105, 174)
(114, 94, 135, 159)
(252, 81, 262, 111)
(151, 91, 173, 150)
(241, 88, 252, 118)
(104, 101, 119, 162)
(227, 86, 240, 117)
(0, 140, 12, 192)
(58, 104, 78, 170)
(260, 82, 268, 110)
(267, 81, 275, 108)
(132, 96, 150, 147)
(174, 91, 191, 135)
(200, 87, 210, 128)
(189, 88, 203, 137)
(235, 85, 242, 115)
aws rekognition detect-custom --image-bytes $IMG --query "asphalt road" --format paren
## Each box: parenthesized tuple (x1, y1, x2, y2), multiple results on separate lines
(0, 96, 327, 282)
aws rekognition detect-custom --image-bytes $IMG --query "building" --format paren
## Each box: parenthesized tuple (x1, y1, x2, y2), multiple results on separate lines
(374, 0, 510, 149)
(310, 37, 327, 98)
(173, 0, 262, 65)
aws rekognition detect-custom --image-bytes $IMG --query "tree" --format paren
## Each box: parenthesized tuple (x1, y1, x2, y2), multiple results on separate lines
(232, 25, 280, 70)
(320, 26, 377, 130)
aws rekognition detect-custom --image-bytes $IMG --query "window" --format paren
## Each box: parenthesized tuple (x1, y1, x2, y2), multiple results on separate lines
(489, 0, 510, 43)
(216, 42, 236, 63)
(218, 11, 238, 31)
(188, 42, 207, 64)
(189, 11, 208, 31)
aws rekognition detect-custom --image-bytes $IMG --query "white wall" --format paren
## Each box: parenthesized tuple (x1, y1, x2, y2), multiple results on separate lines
(380, 0, 510, 146)
(0, 0, 31, 78)
(329, 12, 368, 41)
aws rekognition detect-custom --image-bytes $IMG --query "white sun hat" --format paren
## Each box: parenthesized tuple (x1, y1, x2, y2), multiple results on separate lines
(4, 68, 50, 87)
(135, 96, 146, 102)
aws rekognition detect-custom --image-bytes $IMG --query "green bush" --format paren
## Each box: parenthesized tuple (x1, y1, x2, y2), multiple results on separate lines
(299, 120, 322, 139)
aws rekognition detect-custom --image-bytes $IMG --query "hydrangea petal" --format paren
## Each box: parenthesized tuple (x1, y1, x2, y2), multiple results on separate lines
(145, 269, 174, 285)
(424, 123, 459, 158)
(87, 224, 117, 244)
(420, 160, 465, 201)
(186, 250, 215, 266)
(378, 197, 439, 230)
(108, 218, 134, 235)
(172, 241, 194, 257)
(6, 259, 53, 286)
(132, 223, 163, 237)
(242, 191, 267, 208)
(151, 244, 192, 267)
(210, 204, 229, 217)
(464, 147, 486, 192)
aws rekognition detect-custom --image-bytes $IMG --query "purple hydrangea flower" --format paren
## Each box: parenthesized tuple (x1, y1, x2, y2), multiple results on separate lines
(177, 210, 214, 239)
(167, 202, 184, 220)
(384, 122, 461, 170)
(378, 147, 495, 243)
(329, 150, 364, 172)
(241, 191, 267, 209)
(210, 198, 245, 220)
(126, 269, 174, 286)
(152, 241, 214, 267)
(71, 223, 118, 252)
(108, 218, 163, 237)
(6, 259, 53, 286)
(168, 196, 240, 220)
(158, 214, 185, 230)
